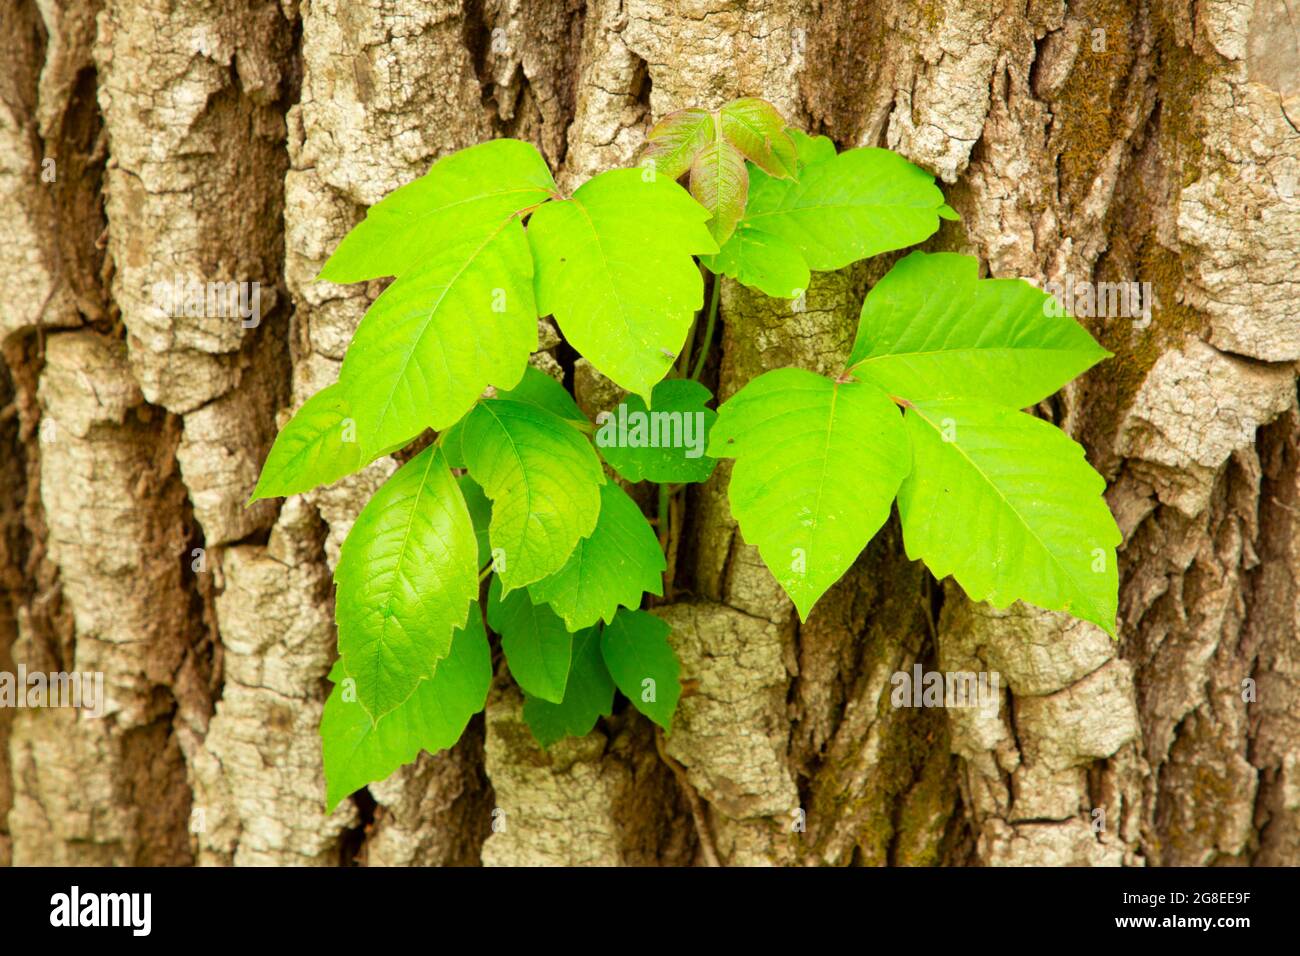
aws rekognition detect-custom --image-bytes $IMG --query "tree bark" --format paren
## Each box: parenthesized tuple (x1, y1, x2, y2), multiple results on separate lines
(1, 0, 1296, 866)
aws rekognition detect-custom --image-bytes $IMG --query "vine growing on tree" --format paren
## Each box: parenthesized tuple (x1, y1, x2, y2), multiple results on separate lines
(250, 98, 1119, 811)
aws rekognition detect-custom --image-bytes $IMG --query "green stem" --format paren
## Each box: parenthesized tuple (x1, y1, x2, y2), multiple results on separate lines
(657, 482, 671, 555)
(690, 272, 722, 381)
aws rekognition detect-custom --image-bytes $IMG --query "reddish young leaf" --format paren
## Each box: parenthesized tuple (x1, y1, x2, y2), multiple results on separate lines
(719, 98, 798, 180)
(639, 107, 715, 181)
(689, 139, 750, 246)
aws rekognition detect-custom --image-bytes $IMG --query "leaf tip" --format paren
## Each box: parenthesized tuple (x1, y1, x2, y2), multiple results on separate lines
(246, 479, 277, 505)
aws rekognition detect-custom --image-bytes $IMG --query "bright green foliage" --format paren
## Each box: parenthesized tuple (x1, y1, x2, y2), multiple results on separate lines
(250, 383, 366, 501)
(709, 368, 911, 620)
(441, 367, 585, 470)
(708, 143, 949, 297)
(319, 139, 557, 454)
(457, 474, 493, 569)
(704, 226, 809, 299)
(245, 100, 1121, 803)
(333, 445, 478, 721)
(337, 215, 538, 449)
(461, 398, 605, 592)
(321, 609, 491, 812)
(318, 138, 556, 284)
(599, 610, 681, 731)
(521, 626, 615, 748)
(496, 366, 587, 423)
(898, 400, 1121, 634)
(528, 482, 666, 630)
(849, 252, 1110, 408)
(595, 379, 718, 484)
(710, 253, 1117, 630)
(528, 169, 718, 399)
(789, 129, 836, 166)
(744, 148, 947, 268)
(487, 577, 573, 704)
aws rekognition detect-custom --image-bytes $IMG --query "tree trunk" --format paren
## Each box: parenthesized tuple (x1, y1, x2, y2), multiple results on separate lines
(1, 0, 1296, 867)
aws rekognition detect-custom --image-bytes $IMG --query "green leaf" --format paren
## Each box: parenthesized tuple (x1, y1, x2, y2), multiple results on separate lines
(496, 365, 587, 423)
(521, 626, 614, 747)
(848, 252, 1110, 408)
(337, 214, 538, 452)
(742, 147, 946, 271)
(709, 368, 911, 620)
(705, 141, 945, 297)
(319, 138, 556, 284)
(334, 445, 478, 720)
(703, 224, 809, 299)
(461, 398, 605, 591)
(486, 576, 573, 704)
(440, 367, 586, 471)
(321, 608, 491, 812)
(594, 378, 718, 483)
(718, 98, 798, 180)
(599, 609, 681, 731)
(690, 139, 749, 246)
(639, 107, 716, 181)
(458, 474, 493, 569)
(528, 168, 719, 400)
(898, 400, 1120, 634)
(528, 482, 665, 630)
(251, 382, 366, 500)
(789, 129, 836, 167)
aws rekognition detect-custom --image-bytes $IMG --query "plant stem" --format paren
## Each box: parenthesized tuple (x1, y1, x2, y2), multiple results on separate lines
(656, 482, 681, 602)
(690, 272, 722, 381)
(657, 482, 671, 555)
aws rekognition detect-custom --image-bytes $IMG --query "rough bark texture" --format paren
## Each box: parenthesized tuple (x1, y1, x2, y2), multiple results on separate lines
(1, 0, 1296, 866)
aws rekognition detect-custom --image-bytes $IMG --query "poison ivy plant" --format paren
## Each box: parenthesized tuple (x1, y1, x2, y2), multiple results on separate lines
(251, 97, 1120, 809)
